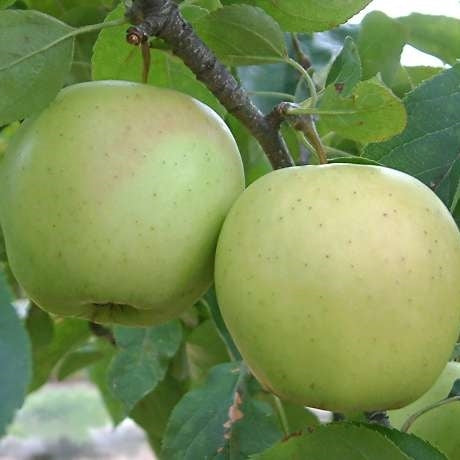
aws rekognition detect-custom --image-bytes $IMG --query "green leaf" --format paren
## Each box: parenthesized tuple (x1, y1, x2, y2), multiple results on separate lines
(281, 402, 319, 433)
(405, 66, 443, 88)
(449, 379, 460, 398)
(326, 36, 361, 96)
(163, 362, 281, 459)
(367, 424, 447, 460)
(89, 352, 125, 425)
(0, 274, 31, 436)
(399, 14, 460, 65)
(194, 5, 287, 66)
(365, 64, 460, 210)
(29, 318, 90, 391)
(56, 344, 105, 380)
(181, 4, 210, 23)
(357, 11, 406, 86)
(108, 320, 182, 411)
(253, 423, 410, 460)
(0, 10, 74, 125)
(186, 319, 230, 386)
(225, 0, 371, 32)
(451, 343, 460, 360)
(318, 78, 407, 144)
(203, 287, 241, 361)
(25, 303, 54, 348)
(92, 4, 225, 117)
(131, 375, 184, 454)
(0, 0, 15, 8)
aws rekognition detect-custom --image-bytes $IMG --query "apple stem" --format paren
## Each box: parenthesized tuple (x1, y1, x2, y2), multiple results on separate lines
(124, 0, 295, 170)
(401, 395, 460, 433)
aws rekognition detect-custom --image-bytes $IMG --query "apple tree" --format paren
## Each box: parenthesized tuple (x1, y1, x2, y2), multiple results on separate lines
(1, 0, 460, 459)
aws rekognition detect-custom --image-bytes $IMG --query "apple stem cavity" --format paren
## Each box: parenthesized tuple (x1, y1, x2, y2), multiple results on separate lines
(400, 395, 460, 433)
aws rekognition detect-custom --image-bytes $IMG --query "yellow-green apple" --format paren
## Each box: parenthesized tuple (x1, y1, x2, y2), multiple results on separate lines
(215, 164, 460, 412)
(390, 361, 460, 459)
(0, 80, 244, 326)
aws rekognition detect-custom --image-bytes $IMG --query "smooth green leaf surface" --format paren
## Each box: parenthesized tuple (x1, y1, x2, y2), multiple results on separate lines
(254, 423, 410, 460)
(29, 318, 90, 391)
(90, 352, 125, 425)
(357, 11, 406, 86)
(368, 424, 447, 460)
(282, 403, 319, 433)
(0, 0, 14, 8)
(399, 14, 460, 65)
(57, 344, 105, 380)
(92, 4, 225, 116)
(225, 0, 371, 32)
(0, 10, 74, 125)
(318, 78, 407, 144)
(163, 362, 281, 459)
(185, 319, 229, 386)
(365, 64, 460, 209)
(451, 344, 460, 360)
(131, 375, 184, 454)
(25, 303, 54, 348)
(194, 5, 287, 66)
(326, 36, 361, 96)
(108, 321, 182, 411)
(0, 275, 31, 436)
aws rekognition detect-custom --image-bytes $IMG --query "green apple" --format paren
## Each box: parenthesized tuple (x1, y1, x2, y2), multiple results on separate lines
(215, 164, 460, 412)
(0, 80, 244, 326)
(390, 361, 460, 459)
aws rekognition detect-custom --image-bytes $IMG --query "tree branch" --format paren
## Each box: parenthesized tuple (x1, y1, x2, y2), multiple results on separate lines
(125, 0, 294, 169)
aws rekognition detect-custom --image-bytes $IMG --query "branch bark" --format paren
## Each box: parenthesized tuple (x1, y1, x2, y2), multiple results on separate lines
(125, 0, 294, 169)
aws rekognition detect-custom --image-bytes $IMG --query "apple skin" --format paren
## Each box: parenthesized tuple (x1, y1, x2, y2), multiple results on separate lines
(215, 164, 460, 412)
(0, 80, 244, 326)
(390, 362, 460, 459)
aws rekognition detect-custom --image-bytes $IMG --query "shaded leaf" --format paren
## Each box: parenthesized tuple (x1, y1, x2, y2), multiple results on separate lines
(225, 0, 371, 33)
(89, 351, 125, 425)
(326, 36, 361, 96)
(0, 273, 31, 436)
(253, 423, 410, 460)
(108, 320, 182, 411)
(203, 287, 241, 361)
(194, 5, 287, 66)
(29, 318, 90, 391)
(0, 10, 74, 125)
(281, 402, 319, 434)
(92, 4, 225, 116)
(365, 64, 460, 210)
(163, 362, 281, 459)
(186, 319, 230, 386)
(448, 379, 460, 398)
(357, 11, 405, 86)
(451, 343, 460, 360)
(368, 424, 447, 460)
(0, 0, 15, 8)
(57, 344, 105, 380)
(399, 14, 460, 65)
(131, 375, 184, 454)
(25, 303, 54, 348)
(318, 78, 407, 144)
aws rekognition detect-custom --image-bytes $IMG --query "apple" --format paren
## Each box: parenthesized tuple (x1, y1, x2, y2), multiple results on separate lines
(390, 361, 460, 459)
(0, 80, 244, 326)
(215, 164, 460, 412)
